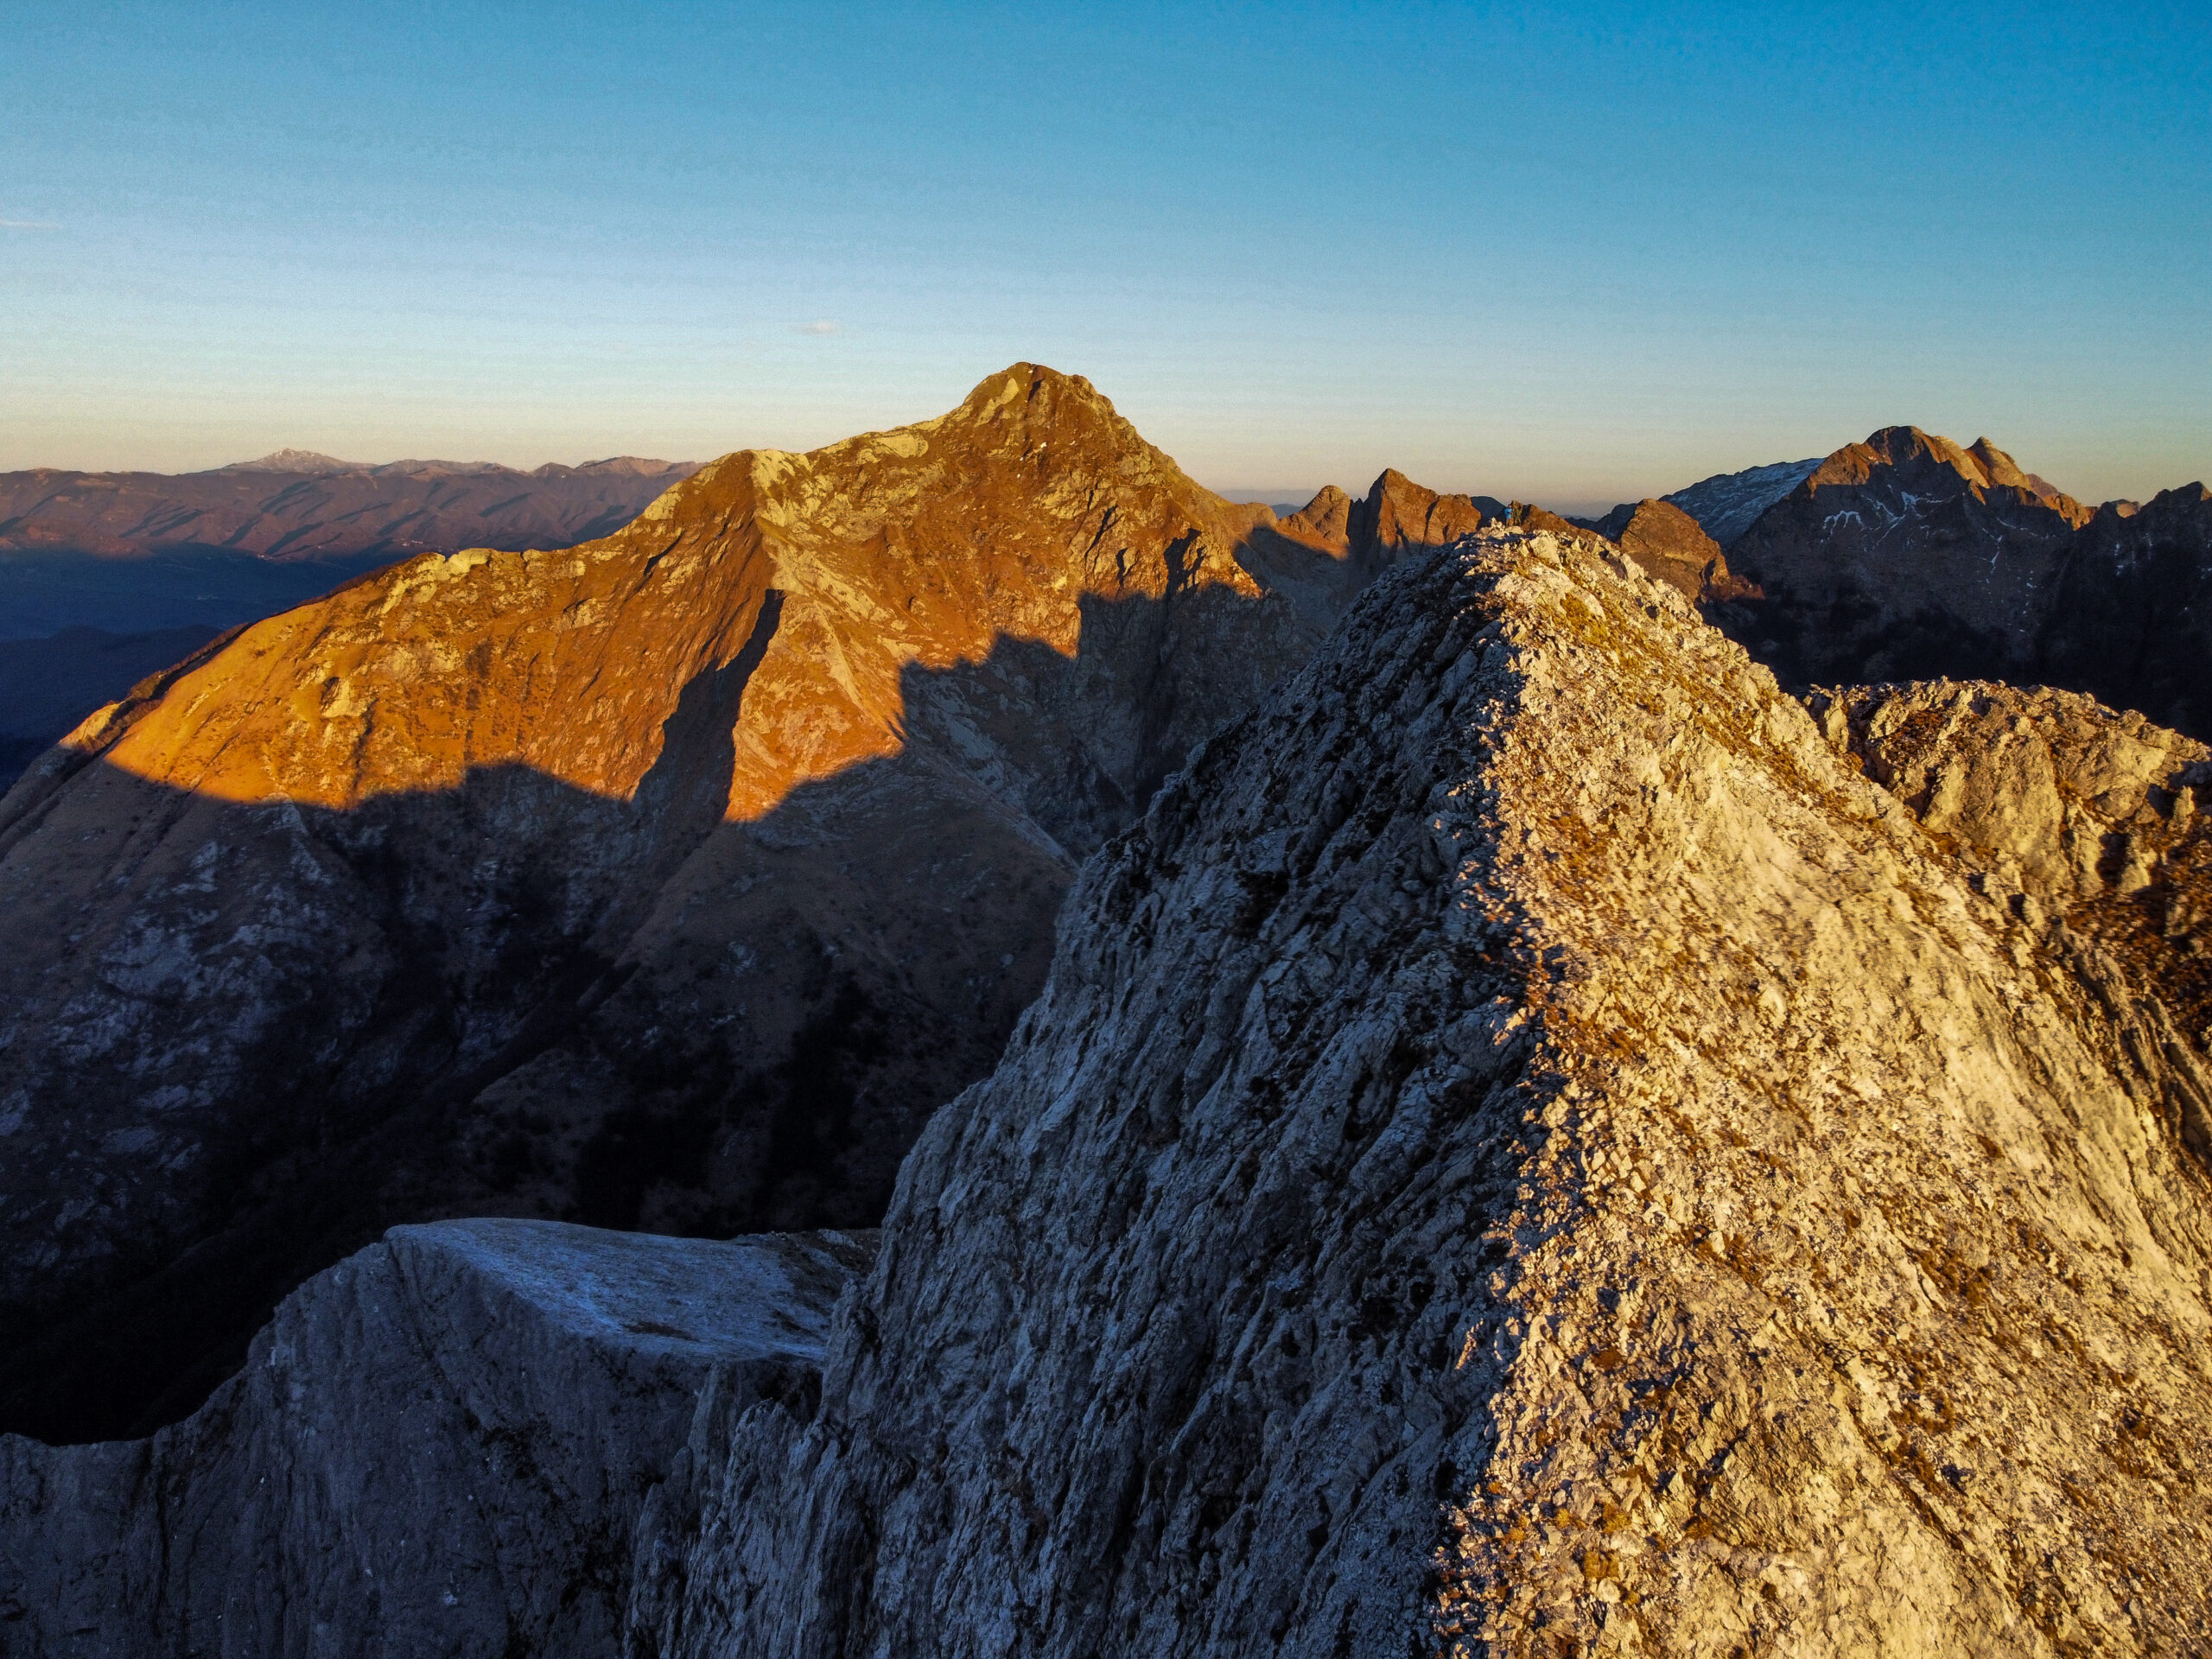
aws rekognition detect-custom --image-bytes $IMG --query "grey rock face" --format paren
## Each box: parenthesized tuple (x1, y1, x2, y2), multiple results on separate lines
(0, 1220, 874, 1658)
(639, 531, 2211, 1656)
(1662, 455, 1821, 548)
(1809, 677, 2212, 1159)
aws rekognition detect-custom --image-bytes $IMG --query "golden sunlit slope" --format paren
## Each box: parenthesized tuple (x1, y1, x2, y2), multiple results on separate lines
(0, 364, 1436, 1444)
(37, 365, 1276, 816)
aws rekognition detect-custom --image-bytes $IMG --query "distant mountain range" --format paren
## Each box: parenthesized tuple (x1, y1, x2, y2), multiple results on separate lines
(0, 450, 699, 571)
(1575, 430, 2210, 745)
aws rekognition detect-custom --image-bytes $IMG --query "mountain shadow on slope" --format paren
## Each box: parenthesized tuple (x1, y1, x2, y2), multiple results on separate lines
(0, 582, 1284, 1446)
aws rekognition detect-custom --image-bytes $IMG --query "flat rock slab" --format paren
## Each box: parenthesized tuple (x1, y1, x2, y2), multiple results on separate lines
(0, 1219, 875, 1658)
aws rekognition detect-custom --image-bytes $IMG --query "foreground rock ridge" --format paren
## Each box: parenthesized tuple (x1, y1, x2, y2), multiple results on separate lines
(633, 529, 2211, 1656)
(0, 1221, 874, 1656)
(0, 365, 1489, 1444)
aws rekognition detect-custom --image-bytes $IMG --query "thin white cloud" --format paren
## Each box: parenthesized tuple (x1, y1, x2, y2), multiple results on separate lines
(0, 219, 59, 231)
(794, 320, 842, 335)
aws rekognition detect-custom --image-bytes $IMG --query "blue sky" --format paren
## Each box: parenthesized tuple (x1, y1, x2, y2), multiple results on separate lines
(3, 1, 2206, 509)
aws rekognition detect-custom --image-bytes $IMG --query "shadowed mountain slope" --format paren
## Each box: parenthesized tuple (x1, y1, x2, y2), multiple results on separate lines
(630, 528, 2211, 1658)
(0, 364, 1436, 1444)
(0, 625, 221, 790)
(2038, 483, 2212, 744)
(1680, 429, 2211, 745)
(1719, 426, 2092, 689)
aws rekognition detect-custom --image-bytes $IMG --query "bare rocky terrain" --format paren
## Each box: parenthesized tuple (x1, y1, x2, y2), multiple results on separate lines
(10, 524, 2203, 1655)
(0, 1221, 874, 1656)
(3, 374, 2209, 1655)
(0, 367, 1491, 1446)
(1570, 498, 1755, 602)
(1660, 456, 1821, 549)
(627, 527, 2209, 1656)
(0, 452, 702, 791)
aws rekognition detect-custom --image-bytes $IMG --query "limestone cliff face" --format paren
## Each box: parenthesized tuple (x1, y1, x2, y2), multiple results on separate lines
(0, 365, 1332, 1443)
(0, 1221, 873, 1657)
(639, 530, 2211, 1656)
(1809, 678, 2212, 1149)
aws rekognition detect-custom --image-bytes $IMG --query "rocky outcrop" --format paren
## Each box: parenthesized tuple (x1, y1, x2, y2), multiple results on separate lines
(1662, 456, 1821, 549)
(1573, 498, 1753, 601)
(1720, 427, 2094, 689)
(0, 454, 698, 563)
(1809, 678, 2212, 1139)
(0, 1220, 871, 1657)
(1242, 470, 1504, 633)
(635, 529, 2211, 1656)
(0, 365, 1355, 1444)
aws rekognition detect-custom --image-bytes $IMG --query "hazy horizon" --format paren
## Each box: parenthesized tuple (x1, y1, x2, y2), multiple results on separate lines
(4, 4, 2206, 506)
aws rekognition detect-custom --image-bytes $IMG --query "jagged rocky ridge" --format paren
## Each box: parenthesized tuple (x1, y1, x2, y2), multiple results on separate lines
(0, 366, 1499, 1445)
(1661, 457, 1821, 550)
(8, 526, 2208, 1655)
(628, 527, 2210, 1656)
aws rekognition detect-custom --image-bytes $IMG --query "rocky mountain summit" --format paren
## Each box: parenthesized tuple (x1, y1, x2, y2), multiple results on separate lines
(1570, 498, 1754, 602)
(0, 366, 1493, 1446)
(1719, 427, 2092, 688)
(1660, 429, 2212, 747)
(11, 524, 2202, 1654)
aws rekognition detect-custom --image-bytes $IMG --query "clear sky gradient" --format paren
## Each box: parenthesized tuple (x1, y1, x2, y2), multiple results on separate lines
(3, 2, 2206, 510)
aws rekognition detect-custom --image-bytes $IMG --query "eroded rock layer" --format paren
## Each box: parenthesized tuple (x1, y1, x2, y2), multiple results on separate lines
(640, 529, 2211, 1656)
